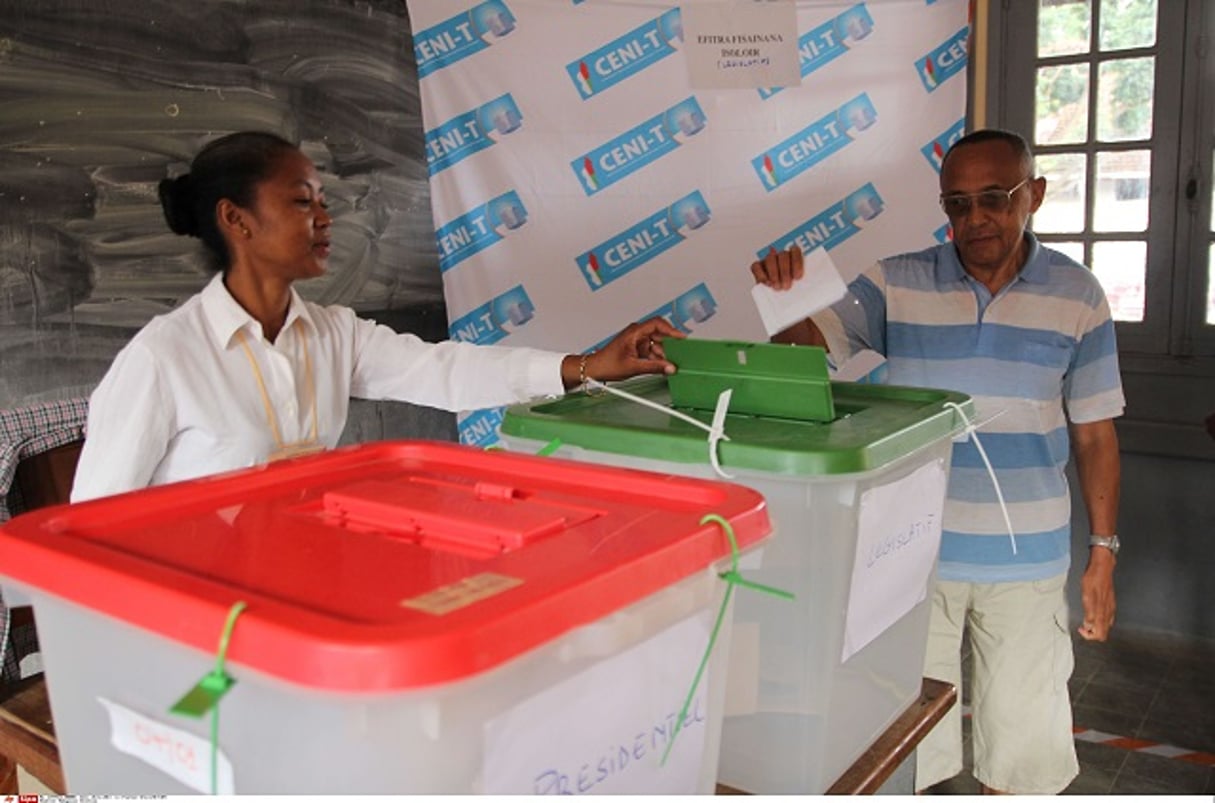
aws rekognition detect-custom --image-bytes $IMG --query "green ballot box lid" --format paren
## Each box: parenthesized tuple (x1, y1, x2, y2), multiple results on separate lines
(503, 343, 973, 476)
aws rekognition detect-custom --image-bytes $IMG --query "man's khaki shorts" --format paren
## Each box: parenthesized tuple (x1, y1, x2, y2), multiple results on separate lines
(915, 574, 1079, 794)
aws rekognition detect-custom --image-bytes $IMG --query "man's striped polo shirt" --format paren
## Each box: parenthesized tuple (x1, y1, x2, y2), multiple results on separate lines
(813, 234, 1125, 583)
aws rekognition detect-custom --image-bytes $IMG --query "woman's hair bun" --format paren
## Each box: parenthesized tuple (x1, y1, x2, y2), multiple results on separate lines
(157, 173, 200, 237)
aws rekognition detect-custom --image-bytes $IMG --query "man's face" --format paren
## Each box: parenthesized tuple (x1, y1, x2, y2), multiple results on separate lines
(939, 139, 1045, 275)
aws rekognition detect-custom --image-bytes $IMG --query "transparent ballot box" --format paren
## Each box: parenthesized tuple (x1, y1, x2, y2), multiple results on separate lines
(0, 440, 770, 794)
(501, 340, 972, 793)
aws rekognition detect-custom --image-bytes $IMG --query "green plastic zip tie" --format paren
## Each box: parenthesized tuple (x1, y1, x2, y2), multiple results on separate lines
(170, 600, 246, 795)
(535, 437, 563, 456)
(660, 515, 792, 767)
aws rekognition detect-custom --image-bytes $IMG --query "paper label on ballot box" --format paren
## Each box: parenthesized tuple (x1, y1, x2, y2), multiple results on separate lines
(99, 697, 235, 794)
(483, 613, 711, 794)
(843, 459, 947, 662)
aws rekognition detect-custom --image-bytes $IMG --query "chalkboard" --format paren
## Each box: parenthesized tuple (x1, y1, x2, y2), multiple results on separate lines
(0, 0, 443, 407)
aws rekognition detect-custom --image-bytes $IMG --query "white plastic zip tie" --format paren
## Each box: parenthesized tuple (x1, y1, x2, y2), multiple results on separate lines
(585, 379, 735, 479)
(951, 407, 1008, 442)
(708, 388, 734, 479)
(944, 401, 1017, 555)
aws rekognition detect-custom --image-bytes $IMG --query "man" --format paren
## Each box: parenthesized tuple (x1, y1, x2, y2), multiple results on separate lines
(751, 129, 1123, 794)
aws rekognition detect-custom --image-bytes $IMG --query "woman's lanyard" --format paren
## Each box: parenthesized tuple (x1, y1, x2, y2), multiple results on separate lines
(235, 320, 320, 460)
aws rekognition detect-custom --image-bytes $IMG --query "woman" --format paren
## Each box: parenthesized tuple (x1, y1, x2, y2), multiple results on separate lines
(71, 132, 680, 501)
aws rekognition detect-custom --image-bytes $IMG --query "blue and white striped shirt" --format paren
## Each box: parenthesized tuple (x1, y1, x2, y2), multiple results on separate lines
(814, 234, 1125, 583)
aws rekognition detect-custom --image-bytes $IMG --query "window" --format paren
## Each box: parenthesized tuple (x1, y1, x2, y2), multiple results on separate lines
(993, 0, 1215, 357)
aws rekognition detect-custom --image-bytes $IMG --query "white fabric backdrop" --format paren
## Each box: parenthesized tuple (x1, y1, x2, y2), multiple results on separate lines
(407, 0, 969, 446)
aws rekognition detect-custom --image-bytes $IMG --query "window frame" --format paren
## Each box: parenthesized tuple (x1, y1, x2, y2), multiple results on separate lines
(1175, 0, 1215, 353)
(981, 0, 1215, 461)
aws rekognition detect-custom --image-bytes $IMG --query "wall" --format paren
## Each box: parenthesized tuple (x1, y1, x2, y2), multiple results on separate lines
(1110, 375, 1215, 642)
(0, 0, 454, 441)
(1068, 453, 1215, 641)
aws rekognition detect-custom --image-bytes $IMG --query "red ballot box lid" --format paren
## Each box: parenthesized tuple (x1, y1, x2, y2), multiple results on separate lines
(0, 441, 770, 691)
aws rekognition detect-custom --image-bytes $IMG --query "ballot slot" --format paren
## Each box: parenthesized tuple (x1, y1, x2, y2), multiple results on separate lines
(320, 477, 602, 557)
(664, 338, 836, 423)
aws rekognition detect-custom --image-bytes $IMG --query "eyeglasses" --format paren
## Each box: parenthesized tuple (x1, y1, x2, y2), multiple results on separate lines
(938, 177, 1031, 218)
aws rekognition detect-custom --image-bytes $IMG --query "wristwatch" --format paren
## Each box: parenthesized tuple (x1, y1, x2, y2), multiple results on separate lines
(1089, 534, 1120, 556)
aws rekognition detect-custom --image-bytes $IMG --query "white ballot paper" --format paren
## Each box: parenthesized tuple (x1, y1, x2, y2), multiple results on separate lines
(750, 247, 848, 336)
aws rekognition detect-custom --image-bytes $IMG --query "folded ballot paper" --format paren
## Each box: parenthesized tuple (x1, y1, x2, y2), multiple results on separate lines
(750, 246, 848, 337)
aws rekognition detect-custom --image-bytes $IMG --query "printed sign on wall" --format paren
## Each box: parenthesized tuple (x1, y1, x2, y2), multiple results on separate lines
(406, 0, 970, 447)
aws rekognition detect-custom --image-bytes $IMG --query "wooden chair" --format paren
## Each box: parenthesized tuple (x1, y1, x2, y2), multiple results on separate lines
(13, 441, 83, 512)
(0, 439, 81, 794)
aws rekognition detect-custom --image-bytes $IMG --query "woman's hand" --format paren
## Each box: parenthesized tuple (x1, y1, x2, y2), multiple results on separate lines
(561, 317, 685, 390)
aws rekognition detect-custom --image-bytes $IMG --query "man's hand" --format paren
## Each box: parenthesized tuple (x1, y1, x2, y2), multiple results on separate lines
(750, 245, 804, 290)
(748, 245, 828, 346)
(1078, 546, 1116, 641)
(1071, 418, 1119, 641)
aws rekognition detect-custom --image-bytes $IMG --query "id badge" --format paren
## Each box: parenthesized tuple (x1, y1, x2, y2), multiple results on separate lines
(267, 440, 325, 462)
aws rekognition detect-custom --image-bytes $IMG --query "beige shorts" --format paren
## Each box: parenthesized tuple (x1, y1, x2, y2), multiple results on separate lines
(915, 574, 1078, 794)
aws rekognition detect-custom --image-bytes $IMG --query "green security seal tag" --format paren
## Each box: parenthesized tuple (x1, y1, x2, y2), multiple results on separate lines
(170, 601, 246, 718)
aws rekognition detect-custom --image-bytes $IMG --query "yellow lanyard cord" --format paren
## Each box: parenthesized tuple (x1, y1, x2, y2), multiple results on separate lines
(235, 321, 318, 450)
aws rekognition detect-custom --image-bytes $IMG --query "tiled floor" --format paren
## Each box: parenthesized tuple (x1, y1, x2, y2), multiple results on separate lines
(926, 626, 1215, 795)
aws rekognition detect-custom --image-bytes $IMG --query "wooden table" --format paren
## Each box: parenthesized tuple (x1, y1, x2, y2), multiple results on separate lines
(717, 677, 957, 795)
(0, 674, 63, 794)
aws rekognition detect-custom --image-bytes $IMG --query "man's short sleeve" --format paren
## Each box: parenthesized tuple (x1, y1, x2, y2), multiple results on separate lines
(1064, 297, 1125, 424)
(811, 260, 888, 362)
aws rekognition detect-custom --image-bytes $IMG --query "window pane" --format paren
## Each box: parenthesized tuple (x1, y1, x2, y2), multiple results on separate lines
(1092, 240, 1145, 322)
(1094, 149, 1150, 232)
(1039, 0, 1091, 57)
(1035, 153, 1088, 233)
(1097, 57, 1154, 141)
(1036, 63, 1091, 144)
(1208, 243, 1215, 325)
(1049, 241, 1087, 264)
(1099, 0, 1156, 51)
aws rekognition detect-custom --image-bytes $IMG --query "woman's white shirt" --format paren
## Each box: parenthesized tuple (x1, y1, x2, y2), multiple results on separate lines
(71, 274, 565, 501)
